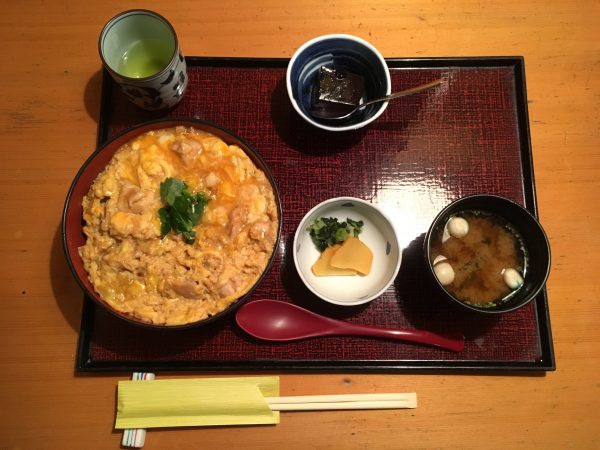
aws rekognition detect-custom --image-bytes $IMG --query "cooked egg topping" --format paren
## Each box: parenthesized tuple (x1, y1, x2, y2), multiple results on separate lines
(78, 126, 278, 325)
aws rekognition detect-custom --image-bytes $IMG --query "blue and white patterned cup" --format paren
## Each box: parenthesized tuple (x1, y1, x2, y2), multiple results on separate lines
(99, 10, 188, 110)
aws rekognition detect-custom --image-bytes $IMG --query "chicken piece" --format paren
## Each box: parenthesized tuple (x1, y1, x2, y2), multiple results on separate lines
(171, 138, 203, 166)
(248, 220, 271, 241)
(171, 277, 199, 298)
(219, 274, 244, 298)
(117, 183, 156, 214)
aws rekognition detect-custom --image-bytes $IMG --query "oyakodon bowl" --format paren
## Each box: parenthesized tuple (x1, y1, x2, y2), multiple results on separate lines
(293, 197, 402, 306)
(424, 194, 550, 314)
(61, 118, 282, 329)
(286, 34, 391, 132)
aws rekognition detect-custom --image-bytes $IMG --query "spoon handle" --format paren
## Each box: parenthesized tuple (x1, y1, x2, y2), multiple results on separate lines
(357, 78, 444, 111)
(332, 322, 464, 352)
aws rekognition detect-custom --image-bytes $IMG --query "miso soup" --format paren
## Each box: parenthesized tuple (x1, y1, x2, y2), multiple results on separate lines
(429, 210, 528, 307)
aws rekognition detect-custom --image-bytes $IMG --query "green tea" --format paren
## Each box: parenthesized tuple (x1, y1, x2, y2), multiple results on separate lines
(117, 39, 173, 78)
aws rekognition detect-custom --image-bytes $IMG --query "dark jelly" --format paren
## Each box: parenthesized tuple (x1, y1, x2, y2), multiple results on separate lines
(310, 66, 365, 118)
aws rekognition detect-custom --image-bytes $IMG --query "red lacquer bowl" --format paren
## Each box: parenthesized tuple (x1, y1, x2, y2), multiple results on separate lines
(61, 118, 282, 329)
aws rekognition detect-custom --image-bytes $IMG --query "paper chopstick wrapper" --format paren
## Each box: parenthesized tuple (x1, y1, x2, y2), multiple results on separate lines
(122, 372, 155, 448)
(116, 376, 280, 429)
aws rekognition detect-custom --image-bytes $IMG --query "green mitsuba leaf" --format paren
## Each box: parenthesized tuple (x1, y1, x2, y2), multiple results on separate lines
(160, 178, 186, 206)
(159, 207, 172, 236)
(158, 178, 209, 244)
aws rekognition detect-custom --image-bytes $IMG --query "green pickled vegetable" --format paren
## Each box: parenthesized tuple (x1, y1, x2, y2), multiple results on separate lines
(308, 217, 364, 252)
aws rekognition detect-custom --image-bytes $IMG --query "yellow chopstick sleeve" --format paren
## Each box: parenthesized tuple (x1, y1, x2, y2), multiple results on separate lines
(115, 376, 280, 429)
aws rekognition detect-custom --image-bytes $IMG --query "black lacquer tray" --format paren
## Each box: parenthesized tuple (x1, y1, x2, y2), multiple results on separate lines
(75, 57, 554, 372)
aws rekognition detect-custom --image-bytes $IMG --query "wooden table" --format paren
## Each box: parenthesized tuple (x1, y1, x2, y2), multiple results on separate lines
(1, 1, 598, 448)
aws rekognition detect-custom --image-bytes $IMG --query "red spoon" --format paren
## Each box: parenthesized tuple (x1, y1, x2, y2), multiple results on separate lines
(236, 300, 464, 352)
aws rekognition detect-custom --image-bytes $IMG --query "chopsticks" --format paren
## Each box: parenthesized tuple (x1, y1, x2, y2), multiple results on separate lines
(118, 375, 417, 448)
(266, 393, 417, 411)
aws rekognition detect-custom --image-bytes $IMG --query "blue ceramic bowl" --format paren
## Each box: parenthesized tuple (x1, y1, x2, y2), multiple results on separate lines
(286, 34, 391, 132)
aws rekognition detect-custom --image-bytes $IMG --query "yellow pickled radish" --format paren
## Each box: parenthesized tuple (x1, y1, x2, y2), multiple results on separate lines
(312, 245, 358, 276)
(329, 237, 373, 275)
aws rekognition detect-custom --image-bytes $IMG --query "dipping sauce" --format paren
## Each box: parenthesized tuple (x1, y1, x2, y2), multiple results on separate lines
(429, 210, 528, 307)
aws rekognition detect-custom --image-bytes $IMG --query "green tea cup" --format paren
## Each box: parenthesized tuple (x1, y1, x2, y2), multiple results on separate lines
(99, 10, 188, 110)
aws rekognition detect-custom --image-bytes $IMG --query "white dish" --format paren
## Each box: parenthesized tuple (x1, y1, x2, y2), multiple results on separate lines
(293, 197, 402, 306)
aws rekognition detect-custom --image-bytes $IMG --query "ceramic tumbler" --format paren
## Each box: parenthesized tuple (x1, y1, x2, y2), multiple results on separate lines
(99, 10, 188, 110)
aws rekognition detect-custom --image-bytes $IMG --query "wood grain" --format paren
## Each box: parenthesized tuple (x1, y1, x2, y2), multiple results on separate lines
(0, 0, 598, 449)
